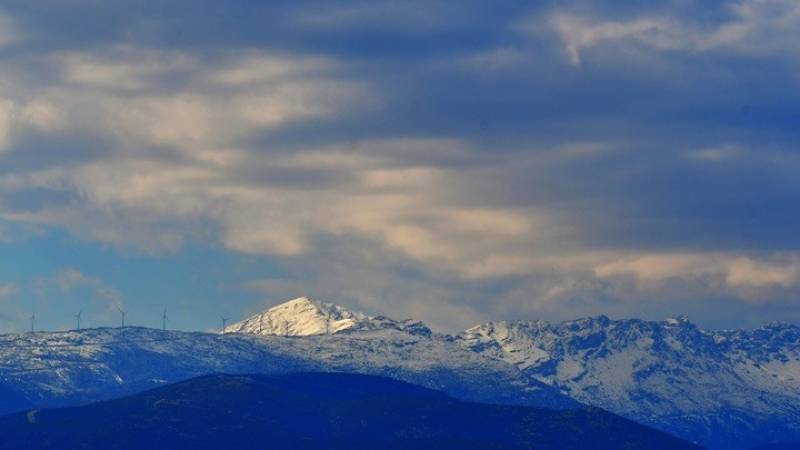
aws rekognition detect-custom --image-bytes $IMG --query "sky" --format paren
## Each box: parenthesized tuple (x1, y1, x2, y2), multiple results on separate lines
(0, 0, 799, 333)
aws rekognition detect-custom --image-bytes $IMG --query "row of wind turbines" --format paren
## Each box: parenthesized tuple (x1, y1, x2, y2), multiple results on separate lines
(26, 309, 234, 334)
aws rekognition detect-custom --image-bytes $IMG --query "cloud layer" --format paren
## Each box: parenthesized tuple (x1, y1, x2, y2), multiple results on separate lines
(0, 0, 799, 331)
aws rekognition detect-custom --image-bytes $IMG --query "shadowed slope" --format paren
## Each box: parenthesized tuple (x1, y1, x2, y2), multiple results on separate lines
(0, 372, 701, 450)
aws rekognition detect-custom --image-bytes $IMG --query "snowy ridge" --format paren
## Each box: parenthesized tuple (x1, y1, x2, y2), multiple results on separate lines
(458, 315, 800, 449)
(227, 297, 432, 337)
(227, 297, 369, 336)
(0, 303, 573, 416)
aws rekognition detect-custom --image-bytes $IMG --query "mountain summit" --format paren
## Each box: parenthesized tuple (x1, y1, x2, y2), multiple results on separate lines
(227, 297, 369, 336)
(228, 296, 431, 337)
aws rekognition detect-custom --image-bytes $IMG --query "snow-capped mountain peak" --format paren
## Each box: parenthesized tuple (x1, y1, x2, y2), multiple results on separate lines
(663, 314, 691, 327)
(227, 296, 370, 336)
(227, 296, 433, 337)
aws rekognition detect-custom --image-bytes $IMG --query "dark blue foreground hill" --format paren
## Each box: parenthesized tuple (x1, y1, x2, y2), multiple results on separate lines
(0, 372, 701, 450)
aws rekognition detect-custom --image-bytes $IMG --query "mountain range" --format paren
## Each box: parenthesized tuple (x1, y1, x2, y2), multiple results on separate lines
(459, 315, 800, 449)
(1, 296, 799, 448)
(0, 298, 574, 413)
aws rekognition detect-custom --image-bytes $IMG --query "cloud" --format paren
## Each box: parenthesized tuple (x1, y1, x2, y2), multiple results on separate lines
(0, 47, 374, 253)
(0, 282, 18, 299)
(550, 15, 672, 66)
(204, 53, 333, 90)
(0, 0, 798, 331)
(0, 98, 13, 152)
(0, 96, 67, 153)
(702, 0, 800, 54)
(544, 0, 800, 66)
(46, 49, 369, 150)
(689, 145, 743, 162)
(50, 268, 123, 310)
(594, 253, 800, 291)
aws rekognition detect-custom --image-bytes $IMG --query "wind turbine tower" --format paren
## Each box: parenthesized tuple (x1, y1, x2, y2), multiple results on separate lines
(221, 316, 229, 334)
(162, 309, 167, 331)
(118, 307, 126, 328)
(326, 310, 331, 334)
(75, 311, 82, 330)
(29, 312, 35, 333)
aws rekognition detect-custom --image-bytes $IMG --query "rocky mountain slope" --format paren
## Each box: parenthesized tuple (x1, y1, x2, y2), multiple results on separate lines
(458, 315, 800, 449)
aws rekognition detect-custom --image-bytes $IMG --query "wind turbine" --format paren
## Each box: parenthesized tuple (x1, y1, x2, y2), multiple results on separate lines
(75, 311, 82, 330)
(29, 312, 35, 333)
(118, 307, 126, 328)
(326, 309, 332, 334)
(162, 309, 168, 331)
(220, 315, 230, 334)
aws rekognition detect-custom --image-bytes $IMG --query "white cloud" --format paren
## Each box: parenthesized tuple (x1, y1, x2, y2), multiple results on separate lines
(54, 52, 369, 153)
(0, 98, 13, 152)
(0, 96, 67, 153)
(550, 15, 673, 66)
(58, 50, 191, 90)
(545, 0, 800, 66)
(0, 49, 368, 163)
(595, 253, 711, 282)
(701, 0, 800, 54)
(594, 253, 800, 291)
(724, 257, 800, 288)
(689, 145, 742, 162)
(205, 54, 329, 86)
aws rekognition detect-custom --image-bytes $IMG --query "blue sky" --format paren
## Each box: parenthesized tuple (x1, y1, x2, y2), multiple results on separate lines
(1, 0, 799, 332)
